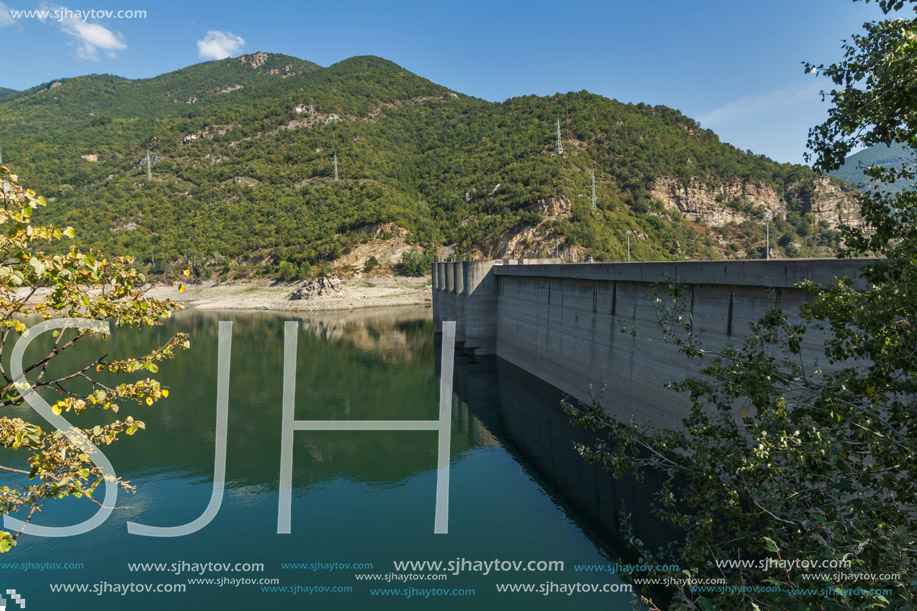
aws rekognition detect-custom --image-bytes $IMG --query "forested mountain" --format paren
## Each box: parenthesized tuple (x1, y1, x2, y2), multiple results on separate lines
(0, 53, 859, 279)
(830, 141, 914, 195)
(0, 87, 17, 101)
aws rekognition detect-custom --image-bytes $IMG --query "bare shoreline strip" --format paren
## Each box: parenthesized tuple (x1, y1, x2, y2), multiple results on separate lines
(145, 275, 432, 312)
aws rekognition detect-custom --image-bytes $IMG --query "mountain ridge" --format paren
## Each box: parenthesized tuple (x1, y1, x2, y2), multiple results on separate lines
(831, 142, 914, 194)
(0, 52, 859, 278)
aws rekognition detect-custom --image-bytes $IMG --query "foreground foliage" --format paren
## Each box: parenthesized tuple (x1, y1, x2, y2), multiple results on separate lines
(0, 168, 187, 552)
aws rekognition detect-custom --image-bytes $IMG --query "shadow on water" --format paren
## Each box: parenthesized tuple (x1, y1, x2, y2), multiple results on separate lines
(443, 340, 683, 605)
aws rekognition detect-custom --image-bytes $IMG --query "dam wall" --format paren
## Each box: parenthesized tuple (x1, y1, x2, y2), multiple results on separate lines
(432, 259, 876, 428)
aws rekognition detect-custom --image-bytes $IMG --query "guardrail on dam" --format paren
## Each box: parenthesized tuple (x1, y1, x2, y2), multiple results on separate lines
(431, 259, 876, 428)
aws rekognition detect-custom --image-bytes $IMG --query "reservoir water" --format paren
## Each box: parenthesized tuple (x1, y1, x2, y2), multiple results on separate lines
(0, 306, 655, 610)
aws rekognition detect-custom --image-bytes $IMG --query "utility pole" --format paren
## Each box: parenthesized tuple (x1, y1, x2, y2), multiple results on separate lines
(626, 230, 632, 263)
(146, 149, 152, 180)
(591, 170, 597, 211)
(0, 145, 3, 165)
(765, 214, 772, 260)
(564, 98, 570, 141)
(555, 119, 563, 155)
(333, 152, 339, 182)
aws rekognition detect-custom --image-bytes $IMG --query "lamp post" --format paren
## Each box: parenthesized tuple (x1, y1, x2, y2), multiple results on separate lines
(626, 230, 631, 263)
(764, 214, 772, 260)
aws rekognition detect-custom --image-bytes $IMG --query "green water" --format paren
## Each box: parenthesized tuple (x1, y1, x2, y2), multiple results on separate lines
(0, 307, 636, 609)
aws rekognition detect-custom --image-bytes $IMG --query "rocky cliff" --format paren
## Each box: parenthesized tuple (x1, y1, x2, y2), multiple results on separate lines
(471, 196, 586, 261)
(787, 177, 862, 229)
(650, 175, 861, 229)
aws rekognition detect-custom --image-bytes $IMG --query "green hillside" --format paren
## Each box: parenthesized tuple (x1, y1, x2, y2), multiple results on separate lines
(830, 142, 915, 194)
(0, 53, 854, 279)
(0, 87, 16, 101)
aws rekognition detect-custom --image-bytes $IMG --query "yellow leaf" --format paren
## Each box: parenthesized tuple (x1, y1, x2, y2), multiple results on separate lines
(145, 397, 154, 406)
(161, 389, 169, 398)
(178, 284, 185, 293)
(183, 269, 191, 277)
(866, 385, 876, 396)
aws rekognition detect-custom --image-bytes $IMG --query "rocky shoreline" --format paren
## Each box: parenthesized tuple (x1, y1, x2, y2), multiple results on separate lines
(144, 275, 431, 312)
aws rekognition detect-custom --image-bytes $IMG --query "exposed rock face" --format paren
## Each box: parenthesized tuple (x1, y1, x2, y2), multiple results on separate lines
(266, 64, 296, 77)
(111, 221, 138, 232)
(788, 176, 862, 229)
(336, 223, 414, 269)
(181, 124, 234, 145)
(527, 196, 572, 219)
(290, 277, 343, 300)
(270, 105, 341, 134)
(469, 195, 589, 261)
(239, 52, 269, 69)
(232, 176, 261, 187)
(355, 221, 409, 239)
(650, 176, 862, 228)
(650, 177, 783, 225)
(477, 223, 585, 261)
(479, 223, 557, 259)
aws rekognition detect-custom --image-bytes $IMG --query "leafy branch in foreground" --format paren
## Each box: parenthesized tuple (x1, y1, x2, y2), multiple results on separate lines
(566, 2, 917, 607)
(0, 167, 189, 553)
(567, 280, 913, 609)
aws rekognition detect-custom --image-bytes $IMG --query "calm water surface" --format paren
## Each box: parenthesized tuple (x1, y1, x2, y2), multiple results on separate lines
(1, 306, 641, 610)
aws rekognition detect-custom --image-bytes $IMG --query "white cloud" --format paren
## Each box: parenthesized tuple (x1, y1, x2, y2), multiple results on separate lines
(0, 3, 15, 27)
(61, 19, 126, 60)
(38, 3, 126, 60)
(697, 81, 821, 128)
(197, 30, 245, 60)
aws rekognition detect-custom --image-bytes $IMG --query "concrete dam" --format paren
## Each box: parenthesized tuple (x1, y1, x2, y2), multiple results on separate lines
(431, 259, 875, 428)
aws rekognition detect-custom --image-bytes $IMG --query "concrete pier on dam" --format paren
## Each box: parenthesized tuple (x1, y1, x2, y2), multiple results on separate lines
(431, 258, 876, 428)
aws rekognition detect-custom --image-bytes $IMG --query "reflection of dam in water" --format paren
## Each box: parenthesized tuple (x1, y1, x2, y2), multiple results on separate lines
(442, 337, 679, 561)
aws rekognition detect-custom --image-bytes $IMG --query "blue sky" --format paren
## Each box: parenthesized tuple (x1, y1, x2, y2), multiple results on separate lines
(0, 0, 890, 164)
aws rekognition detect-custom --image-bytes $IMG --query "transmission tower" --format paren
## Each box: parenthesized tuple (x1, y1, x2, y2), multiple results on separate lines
(333, 152, 339, 182)
(555, 118, 564, 154)
(591, 170, 597, 211)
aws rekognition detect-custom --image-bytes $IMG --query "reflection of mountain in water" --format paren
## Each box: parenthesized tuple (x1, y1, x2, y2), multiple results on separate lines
(14, 308, 483, 494)
(297, 305, 432, 362)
